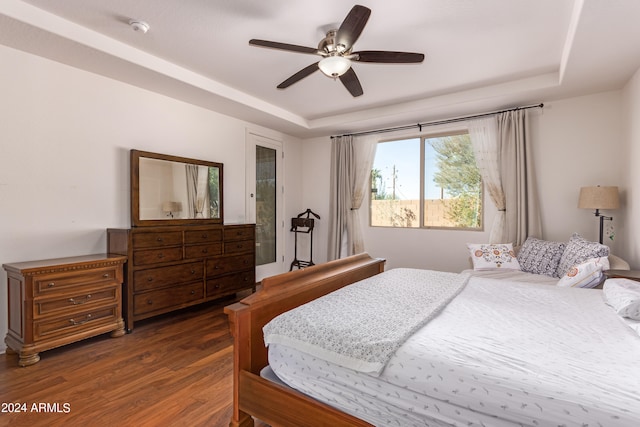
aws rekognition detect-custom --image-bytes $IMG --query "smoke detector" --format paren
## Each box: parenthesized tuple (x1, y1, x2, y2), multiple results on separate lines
(129, 20, 150, 34)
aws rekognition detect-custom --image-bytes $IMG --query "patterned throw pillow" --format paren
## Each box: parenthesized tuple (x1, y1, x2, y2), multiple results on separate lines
(556, 233, 610, 278)
(517, 237, 566, 278)
(467, 243, 520, 270)
(556, 257, 609, 288)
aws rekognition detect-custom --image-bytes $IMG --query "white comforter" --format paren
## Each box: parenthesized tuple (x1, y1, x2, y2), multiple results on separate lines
(268, 275, 640, 426)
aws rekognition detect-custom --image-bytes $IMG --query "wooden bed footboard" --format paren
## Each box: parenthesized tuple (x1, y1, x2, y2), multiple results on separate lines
(224, 253, 385, 427)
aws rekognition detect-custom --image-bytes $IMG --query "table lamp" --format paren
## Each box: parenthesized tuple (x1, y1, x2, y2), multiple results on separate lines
(578, 185, 619, 243)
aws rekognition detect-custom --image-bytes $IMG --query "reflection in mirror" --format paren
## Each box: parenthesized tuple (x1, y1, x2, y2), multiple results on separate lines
(131, 150, 223, 226)
(139, 158, 220, 220)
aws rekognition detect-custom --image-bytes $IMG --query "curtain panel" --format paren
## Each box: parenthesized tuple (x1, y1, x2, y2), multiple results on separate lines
(468, 117, 506, 243)
(498, 110, 541, 245)
(328, 135, 377, 260)
(468, 110, 541, 246)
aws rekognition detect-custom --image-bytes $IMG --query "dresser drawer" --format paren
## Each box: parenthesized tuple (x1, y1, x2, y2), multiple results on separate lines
(34, 305, 119, 341)
(207, 270, 255, 298)
(132, 231, 182, 248)
(206, 253, 254, 277)
(34, 266, 119, 296)
(133, 247, 183, 266)
(184, 228, 222, 244)
(224, 225, 255, 242)
(34, 286, 119, 318)
(185, 243, 222, 259)
(133, 262, 203, 292)
(134, 283, 204, 316)
(224, 240, 254, 255)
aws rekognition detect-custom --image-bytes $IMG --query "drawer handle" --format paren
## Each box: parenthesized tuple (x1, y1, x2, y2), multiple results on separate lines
(157, 237, 163, 242)
(69, 314, 92, 325)
(243, 277, 249, 282)
(69, 295, 92, 305)
(147, 277, 154, 282)
(190, 290, 196, 295)
(157, 253, 164, 259)
(236, 244, 243, 249)
(201, 248, 208, 254)
(102, 273, 110, 278)
(147, 299, 153, 305)
(47, 282, 55, 288)
(214, 284, 220, 289)
(201, 234, 208, 239)
(191, 269, 196, 274)
(214, 265, 220, 270)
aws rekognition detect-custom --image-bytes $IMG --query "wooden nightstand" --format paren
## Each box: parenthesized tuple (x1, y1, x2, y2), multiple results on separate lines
(3, 254, 127, 366)
(604, 269, 640, 282)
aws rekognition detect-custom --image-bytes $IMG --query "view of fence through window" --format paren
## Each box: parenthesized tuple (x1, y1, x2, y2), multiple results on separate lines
(370, 132, 482, 229)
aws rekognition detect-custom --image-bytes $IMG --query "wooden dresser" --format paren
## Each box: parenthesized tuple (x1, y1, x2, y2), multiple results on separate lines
(2, 254, 127, 366)
(107, 224, 255, 331)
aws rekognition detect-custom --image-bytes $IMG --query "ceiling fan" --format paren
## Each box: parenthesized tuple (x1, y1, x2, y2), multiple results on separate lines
(249, 5, 425, 97)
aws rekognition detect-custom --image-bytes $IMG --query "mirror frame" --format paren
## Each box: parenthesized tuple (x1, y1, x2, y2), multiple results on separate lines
(131, 149, 224, 227)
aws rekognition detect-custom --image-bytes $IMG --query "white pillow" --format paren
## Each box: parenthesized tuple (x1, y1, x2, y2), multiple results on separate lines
(467, 243, 520, 271)
(603, 278, 640, 320)
(556, 257, 609, 288)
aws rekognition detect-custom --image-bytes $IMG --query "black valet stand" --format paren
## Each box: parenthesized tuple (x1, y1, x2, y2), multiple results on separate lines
(289, 209, 320, 271)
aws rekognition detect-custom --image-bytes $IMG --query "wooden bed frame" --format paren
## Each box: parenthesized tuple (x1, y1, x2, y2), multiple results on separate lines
(224, 253, 385, 427)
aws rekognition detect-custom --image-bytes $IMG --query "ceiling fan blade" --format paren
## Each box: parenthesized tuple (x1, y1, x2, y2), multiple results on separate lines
(339, 68, 363, 97)
(249, 39, 318, 55)
(353, 51, 425, 63)
(277, 62, 320, 89)
(336, 5, 371, 51)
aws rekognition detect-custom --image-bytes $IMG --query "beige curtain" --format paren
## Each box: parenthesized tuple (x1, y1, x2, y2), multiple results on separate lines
(468, 110, 541, 246)
(186, 164, 198, 218)
(328, 135, 377, 260)
(497, 110, 541, 245)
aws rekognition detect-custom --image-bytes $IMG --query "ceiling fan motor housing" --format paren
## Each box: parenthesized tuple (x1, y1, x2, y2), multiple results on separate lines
(319, 29, 351, 56)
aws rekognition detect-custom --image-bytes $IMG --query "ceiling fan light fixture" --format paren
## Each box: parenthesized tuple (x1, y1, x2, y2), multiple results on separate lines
(318, 56, 351, 78)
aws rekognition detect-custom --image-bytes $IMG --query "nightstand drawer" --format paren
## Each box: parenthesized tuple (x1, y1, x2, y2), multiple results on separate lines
(133, 262, 203, 292)
(133, 247, 183, 266)
(132, 231, 182, 248)
(34, 266, 119, 296)
(34, 286, 118, 318)
(34, 305, 119, 340)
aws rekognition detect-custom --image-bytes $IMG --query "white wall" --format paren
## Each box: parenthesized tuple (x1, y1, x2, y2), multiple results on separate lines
(622, 67, 640, 266)
(531, 91, 626, 255)
(301, 90, 631, 272)
(0, 44, 303, 352)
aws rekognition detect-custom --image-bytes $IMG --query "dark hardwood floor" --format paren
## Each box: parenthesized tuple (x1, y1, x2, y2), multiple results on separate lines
(0, 294, 253, 427)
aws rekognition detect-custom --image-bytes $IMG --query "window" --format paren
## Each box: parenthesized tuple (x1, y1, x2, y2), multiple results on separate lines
(370, 131, 482, 229)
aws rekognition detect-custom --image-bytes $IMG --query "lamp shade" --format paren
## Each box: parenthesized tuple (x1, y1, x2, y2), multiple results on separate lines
(578, 186, 619, 210)
(318, 56, 351, 78)
(162, 201, 182, 213)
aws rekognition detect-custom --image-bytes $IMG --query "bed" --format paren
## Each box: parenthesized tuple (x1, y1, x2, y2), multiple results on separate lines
(224, 253, 640, 427)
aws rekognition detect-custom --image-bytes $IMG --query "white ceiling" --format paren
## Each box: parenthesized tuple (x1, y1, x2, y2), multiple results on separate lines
(1, 0, 640, 138)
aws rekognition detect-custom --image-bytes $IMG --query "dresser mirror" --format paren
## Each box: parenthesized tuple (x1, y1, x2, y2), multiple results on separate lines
(131, 150, 223, 226)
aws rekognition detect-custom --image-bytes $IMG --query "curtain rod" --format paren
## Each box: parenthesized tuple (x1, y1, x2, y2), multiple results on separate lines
(330, 103, 544, 139)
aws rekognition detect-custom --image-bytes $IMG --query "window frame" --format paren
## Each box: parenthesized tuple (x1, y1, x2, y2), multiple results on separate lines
(369, 129, 484, 231)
